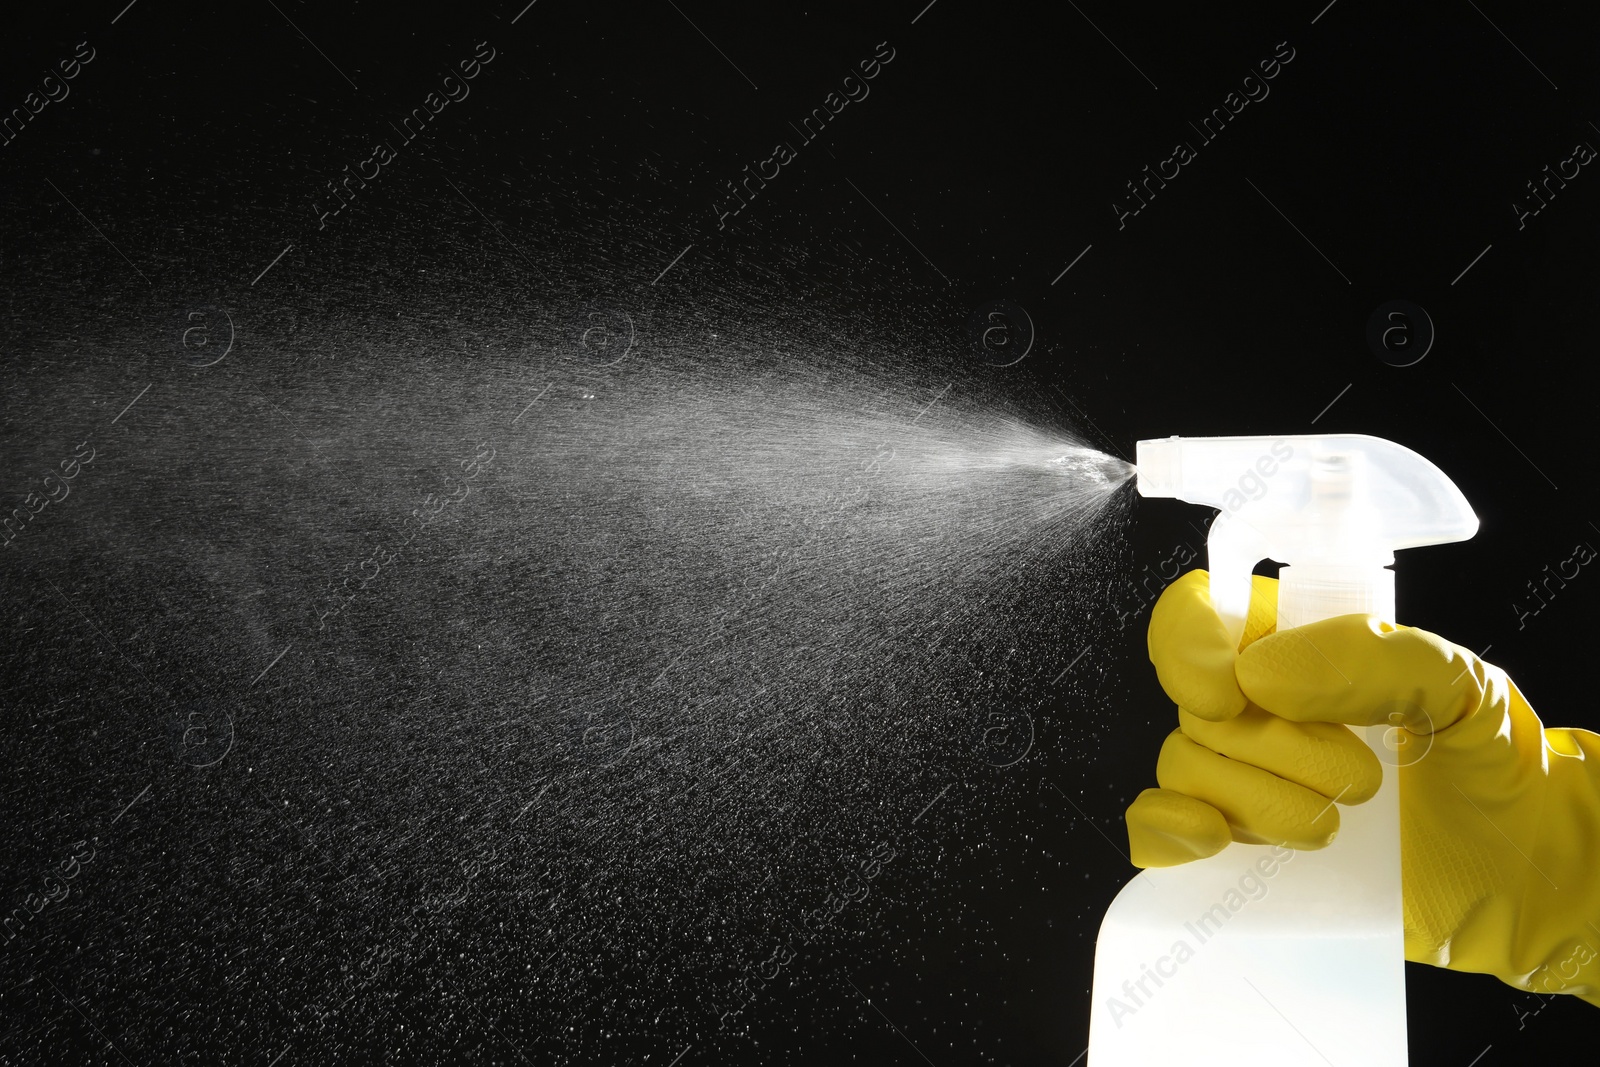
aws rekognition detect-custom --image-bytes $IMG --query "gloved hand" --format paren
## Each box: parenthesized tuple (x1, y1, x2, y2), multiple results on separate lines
(1125, 569, 1600, 1007)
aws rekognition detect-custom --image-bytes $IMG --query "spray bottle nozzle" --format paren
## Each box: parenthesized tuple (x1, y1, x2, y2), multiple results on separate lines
(1134, 434, 1477, 644)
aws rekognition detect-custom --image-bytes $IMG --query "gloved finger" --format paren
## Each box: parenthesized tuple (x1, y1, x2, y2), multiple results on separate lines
(1177, 706, 1382, 805)
(1155, 729, 1343, 849)
(1237, 573, 1282, 649)
(1148, 570, 1249, 722)
(1125, 787, 1232, 868)
(1236, 615, 1478, 731)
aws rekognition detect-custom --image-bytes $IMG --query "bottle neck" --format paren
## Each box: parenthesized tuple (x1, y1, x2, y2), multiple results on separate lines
(1277, 563, 1396, 629)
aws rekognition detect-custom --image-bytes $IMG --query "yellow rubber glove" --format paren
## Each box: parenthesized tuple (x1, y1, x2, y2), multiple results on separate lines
(1125, 569, 1600, 1007)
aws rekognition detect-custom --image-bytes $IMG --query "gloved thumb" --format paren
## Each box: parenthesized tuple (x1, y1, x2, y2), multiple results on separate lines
(1235, 615, 1479, 732)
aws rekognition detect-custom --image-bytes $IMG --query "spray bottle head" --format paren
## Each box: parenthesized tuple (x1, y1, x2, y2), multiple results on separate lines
(1134, 434, 1478, 645)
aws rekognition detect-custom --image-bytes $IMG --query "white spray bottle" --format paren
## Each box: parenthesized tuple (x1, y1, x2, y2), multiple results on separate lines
(1087, 434, 1478, 1066)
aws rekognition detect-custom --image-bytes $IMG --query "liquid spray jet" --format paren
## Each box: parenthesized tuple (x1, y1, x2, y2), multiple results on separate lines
(1088, 434, 1477, 1067)
(1047, 447, 1136, 487)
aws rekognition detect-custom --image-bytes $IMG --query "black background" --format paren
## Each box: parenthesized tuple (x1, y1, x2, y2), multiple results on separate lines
(3, 1, 1598, 1064)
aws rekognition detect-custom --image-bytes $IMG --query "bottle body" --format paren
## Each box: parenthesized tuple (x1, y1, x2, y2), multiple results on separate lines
(1088, 567, 1406, 1066)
